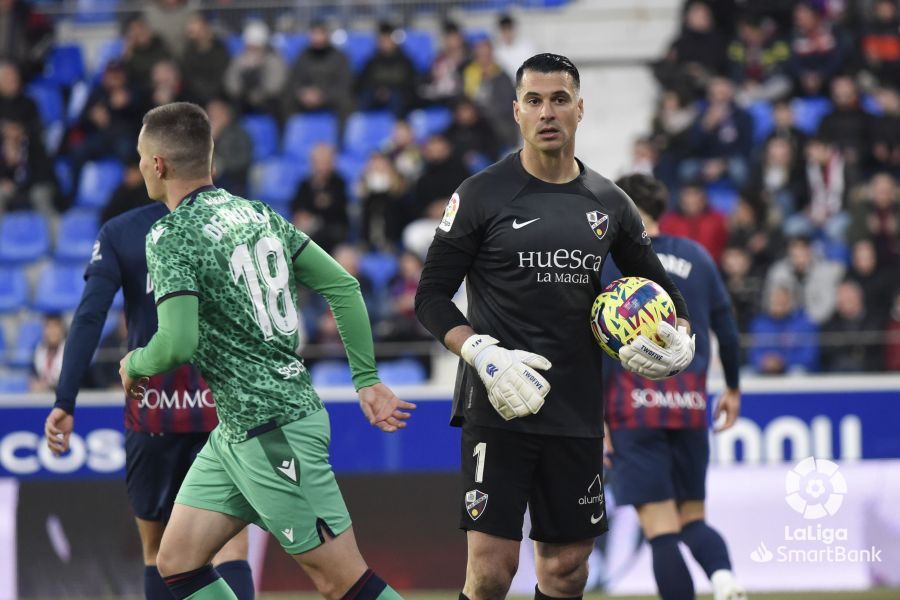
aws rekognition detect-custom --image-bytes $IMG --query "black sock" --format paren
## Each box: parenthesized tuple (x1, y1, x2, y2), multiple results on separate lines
(216, 560, 254, 600)
(534, 584, 582, 600)
(459, 594, 471, 600)
(162, 564, 222, 600)
(144, 565, 174, 600)
(341, 569, 390, 600)
(649, 533, 695, 600)
(681, 520, 732, 578)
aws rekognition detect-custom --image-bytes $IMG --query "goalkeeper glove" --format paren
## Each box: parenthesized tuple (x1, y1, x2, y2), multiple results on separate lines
(619, 321, 695, 380)
(460, 334, 552, 421)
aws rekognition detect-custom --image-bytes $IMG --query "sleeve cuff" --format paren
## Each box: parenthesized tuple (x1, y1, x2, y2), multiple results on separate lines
(352, 373, 381, 391)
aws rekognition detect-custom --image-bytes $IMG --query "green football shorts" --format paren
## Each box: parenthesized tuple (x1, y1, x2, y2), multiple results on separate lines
(175, 408, 352, 554)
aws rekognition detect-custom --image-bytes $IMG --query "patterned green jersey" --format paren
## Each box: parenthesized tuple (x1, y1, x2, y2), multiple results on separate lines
(145, 186, 321, 443)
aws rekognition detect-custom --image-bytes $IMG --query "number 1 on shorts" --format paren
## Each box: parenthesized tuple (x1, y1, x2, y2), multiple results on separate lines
(473, 442, 486, 483)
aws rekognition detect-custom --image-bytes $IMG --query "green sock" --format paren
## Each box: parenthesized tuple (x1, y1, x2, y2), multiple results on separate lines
(185, 578, 239, 600)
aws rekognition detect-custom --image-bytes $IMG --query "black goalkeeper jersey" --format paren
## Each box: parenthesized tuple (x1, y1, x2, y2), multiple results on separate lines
(418, 152, 687, 438)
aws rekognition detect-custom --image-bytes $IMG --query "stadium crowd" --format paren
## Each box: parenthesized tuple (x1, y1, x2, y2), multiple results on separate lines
(1, 0, 899, 393)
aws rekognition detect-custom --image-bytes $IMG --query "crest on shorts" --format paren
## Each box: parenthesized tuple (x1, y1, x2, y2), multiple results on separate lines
(465, 489, 488, 521)
(586, 210, 609, 240)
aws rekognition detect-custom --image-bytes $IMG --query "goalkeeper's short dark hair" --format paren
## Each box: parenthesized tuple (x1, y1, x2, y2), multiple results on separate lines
(516, 53, 580, 95)
(142, 102, 212, 180)
(615, 173, 669, 222)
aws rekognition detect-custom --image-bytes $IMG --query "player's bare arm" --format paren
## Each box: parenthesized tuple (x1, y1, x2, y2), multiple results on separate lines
(714, 388, 741, 433)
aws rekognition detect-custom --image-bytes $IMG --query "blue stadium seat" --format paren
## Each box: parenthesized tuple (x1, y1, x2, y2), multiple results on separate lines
(76, 160, 124, 208)
(43, 44, 86, 87)
(360, 251, 399, 293)
(335, 31, 376, 73)
(0, 372, 30, 394)
(55, 209, 100, 264)
(249, 156, 306, 205)
(272, 33, 309, 63)
(55, 159, 73, 197)
(33, 264, 86, 313)
(409, 106, 453, 143)
(226, 33, 243, 56)
(26, 82, 64, 126)
(464, 29, 491, 45)
(336, 152, 368, 193)
(401, 30, 435, 73)
(0, 267, 28, 313)
(0, 212, 50, 264)
(242, 114, 280, 161)
(706, 182, 740, 216)
(310, 360, 353, 387)
(791, 97, 832, 135)
(92, 38, 124, 82)
(74, 0, 119, 24)
(283, 112, 339, 160)
(377, 359, 426, 386)
(343, 111, 395, 158)
(8, 316, 44, 368)
(747, 100, 775, 143)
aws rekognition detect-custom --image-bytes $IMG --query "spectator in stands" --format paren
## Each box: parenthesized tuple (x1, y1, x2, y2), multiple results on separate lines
(143, 0, 197, 58)
(291, 143, 348, 253)
(660, 181, 729, 264)
(357, 21, 418, 117)
(817, 75, 869, 168)
(150, 59, 193, 106)
(180, 12, 230, 104)
(728, 12, 792, 106)
(375, 250, 431, 343)
(627, 137, 658, 177)
(207, 97, 252, 196)
(121, 16, 171, 92)
(884, 288, 900, 371)
(0, 61, 39, 138)
(443, 97, 500, 165)
(861, 0, 900, 86)
(31, 314, 66, 392)
(358, 152, 408, 250)
(70, 61, 145, 175)
(463, 39, 518, 150)
(653, 0, 729, 98)
(402, 197, 444, 260)
(224, 21, 288, 117)
(847, 171, 900, 264)
(820, 281, 883, 372)
(846, 238, 897, 323)
(411, 133, 470, 221)
(649, 89, 697, 188)
(748, 284, 819, 374)
(720, 244, 764, 333)
(680, 77, 753, 187)
(767, 97, 808, 162)
(728, 195, 785, 273)
(90, 312, 128, 389)
(286, 21, 353, 121)
(331, 243, 377, 312)
(788, 136, 849, 241)
(747, 136, 808, 222)
(788, 0, 847, 97)
(0, 118, 55, 212)
(867, 86, 900, 175)
(764, 234, 845, 325)
(0, 0, 53, 80)
(423, 20, 469, 105)
(494, 14, 536, 81)
(382, 120, 423, 183)
(100, 156, 151, 224)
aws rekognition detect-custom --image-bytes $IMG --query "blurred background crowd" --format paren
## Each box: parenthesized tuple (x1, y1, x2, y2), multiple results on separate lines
(0, 0, 898, 395)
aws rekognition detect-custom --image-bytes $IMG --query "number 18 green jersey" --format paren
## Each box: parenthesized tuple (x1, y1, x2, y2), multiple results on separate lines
(145, 186, 321, 443)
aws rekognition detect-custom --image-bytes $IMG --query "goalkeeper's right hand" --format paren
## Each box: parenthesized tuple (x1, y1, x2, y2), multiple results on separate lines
(460, 334, 552, 420)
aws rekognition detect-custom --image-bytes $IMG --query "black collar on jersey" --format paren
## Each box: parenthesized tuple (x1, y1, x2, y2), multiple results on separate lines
(182, 184, 218, 206)
(512, 149, 586, 184)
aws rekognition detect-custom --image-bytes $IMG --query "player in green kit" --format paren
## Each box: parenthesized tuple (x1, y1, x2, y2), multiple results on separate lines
(118, 102, 415, 600)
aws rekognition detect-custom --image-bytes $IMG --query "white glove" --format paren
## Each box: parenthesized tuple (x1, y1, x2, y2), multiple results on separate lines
(460, 334, 552, 421)
(619, 321, 695, 380)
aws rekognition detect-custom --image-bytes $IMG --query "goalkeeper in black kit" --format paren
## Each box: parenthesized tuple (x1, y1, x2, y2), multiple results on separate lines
(415, 53, 697, 600)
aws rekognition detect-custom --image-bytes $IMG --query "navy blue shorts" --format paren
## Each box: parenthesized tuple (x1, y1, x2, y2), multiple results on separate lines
(607, 427, 709, 506)
(125, 430, 209, 522)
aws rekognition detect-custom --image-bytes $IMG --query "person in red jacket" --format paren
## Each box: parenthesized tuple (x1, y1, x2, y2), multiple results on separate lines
(659, 182, 729, 264)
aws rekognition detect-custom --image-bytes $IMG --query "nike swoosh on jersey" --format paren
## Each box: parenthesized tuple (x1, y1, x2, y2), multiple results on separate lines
(591, 511, 604, 524)
(512, 218, 541, 229)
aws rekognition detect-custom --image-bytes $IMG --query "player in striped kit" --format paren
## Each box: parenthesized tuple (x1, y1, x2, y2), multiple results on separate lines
(45, 201, 253, 599)
(603, 173, 746, 600)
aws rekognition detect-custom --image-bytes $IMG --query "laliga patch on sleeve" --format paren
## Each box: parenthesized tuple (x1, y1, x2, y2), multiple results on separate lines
(438, 192, 460, 232)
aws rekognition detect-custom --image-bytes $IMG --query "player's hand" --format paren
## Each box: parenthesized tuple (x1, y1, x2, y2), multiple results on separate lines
(460, 334, 552, 421)
(45, 408, 74, 456)
(714, 387, 741, 433)
(358, 383, 416, 433)
(620, 321, 695, 380)
(119, 351, 149, 401)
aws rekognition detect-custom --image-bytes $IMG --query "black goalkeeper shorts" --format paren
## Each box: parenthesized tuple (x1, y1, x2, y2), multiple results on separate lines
(459, 423, 609, 543)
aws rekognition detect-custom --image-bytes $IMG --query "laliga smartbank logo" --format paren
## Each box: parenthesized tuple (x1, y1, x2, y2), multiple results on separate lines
(749, 457, 882, 565)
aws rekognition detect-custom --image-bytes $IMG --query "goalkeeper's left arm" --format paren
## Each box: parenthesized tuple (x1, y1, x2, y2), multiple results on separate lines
(126, 295, 199, 378)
